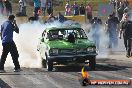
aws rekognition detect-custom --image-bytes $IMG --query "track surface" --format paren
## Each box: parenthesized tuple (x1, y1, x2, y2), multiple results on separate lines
(0, 52, 132, 88)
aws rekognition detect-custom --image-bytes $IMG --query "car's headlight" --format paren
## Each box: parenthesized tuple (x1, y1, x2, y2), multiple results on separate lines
(50, 49, 59, 55)
(87, 47, 96, 52)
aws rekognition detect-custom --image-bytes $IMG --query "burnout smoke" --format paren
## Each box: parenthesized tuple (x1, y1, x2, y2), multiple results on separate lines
(14, 21, 62, 68)
(82, 23, 109, 58)
(0, 20, 45, 68)
(0, 19, 68, 68)
(1, 14, 131, 68)
(14, 22, 44, 68)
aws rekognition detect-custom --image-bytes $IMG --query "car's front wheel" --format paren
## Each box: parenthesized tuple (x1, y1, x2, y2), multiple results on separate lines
(89, 57, 96, 70)
(46, 60, 53, 71)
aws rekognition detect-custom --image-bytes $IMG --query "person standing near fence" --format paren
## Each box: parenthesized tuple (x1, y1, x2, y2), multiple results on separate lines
(72, 1, 79, 16)
(33, 0, 41, 15)
(85, 3, 92, 23)
(19, 0, 27, 16)
(65, 1, 71, 16)
(46, 0, 53, 16)
(40, 0, 46, 16)
(79, 4, 85, 15)
(4, 0, 12, 16)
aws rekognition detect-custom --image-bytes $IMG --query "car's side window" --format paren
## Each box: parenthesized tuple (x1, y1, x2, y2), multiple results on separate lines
(47, 32, 52, 40)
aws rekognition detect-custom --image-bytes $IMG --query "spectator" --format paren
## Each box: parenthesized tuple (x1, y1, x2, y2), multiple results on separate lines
(3, 0, 12, 16)
(28, 11, 40, 22)
(86, 3, 92, 22)
(110, 0, 116, 9)
(33, 0, 41, 15)
(0, 15, 21, 73)
(47, 13, 56, 23)
(79, 4, 85, 15)
(65, 1, 71, 16)
(0, 0, 4, 15)
(122, 0, 129, 8)
(119, 13, 132, 58)
(57, 12, 67, 23)
(19, 0, 27, 16)
(120, 8, 129, 23)
(105, 13, 120, 51)
(116, 0, 121, 9)
(40, 0, 46, 16)
(90, 17, 102, 50)
(117, 2, 124, 21)
(46, 0, 53, 16)
(72, 1, 79, 16)
(123, 6, 129, 14)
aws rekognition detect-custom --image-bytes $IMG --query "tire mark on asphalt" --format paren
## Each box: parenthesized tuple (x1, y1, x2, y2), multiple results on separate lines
(25, 68, 63, 88)
(44, 75, 63, 88)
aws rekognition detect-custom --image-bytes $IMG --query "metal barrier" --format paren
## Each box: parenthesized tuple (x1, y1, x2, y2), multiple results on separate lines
(14, 15, 86, 24)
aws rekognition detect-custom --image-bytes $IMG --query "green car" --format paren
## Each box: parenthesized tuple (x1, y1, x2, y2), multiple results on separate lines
(37, 25, 97, 71)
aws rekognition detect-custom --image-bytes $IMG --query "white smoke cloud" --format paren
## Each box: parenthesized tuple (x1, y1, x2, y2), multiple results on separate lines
(0, 19, 110, 68)
(0, 16, 127, 68)
(82, 23, 110, 58)
(0, 21, 45, 68)
(0, 19, 72, 68)
(14, 22, 44, 68)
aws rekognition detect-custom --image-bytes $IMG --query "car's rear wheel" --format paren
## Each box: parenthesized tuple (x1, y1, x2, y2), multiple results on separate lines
(46, 60, 53, 71)
(89, 57, 96, 70)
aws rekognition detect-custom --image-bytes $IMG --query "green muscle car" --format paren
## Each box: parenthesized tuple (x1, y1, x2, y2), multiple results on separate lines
(37, 25, 97, 71)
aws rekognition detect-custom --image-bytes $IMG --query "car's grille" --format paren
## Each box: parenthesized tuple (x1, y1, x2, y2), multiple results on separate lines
(59, 49, 76, 55)
(77, 49, 87, 54)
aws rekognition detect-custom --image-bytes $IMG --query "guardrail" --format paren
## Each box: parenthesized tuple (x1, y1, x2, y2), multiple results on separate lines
(15, 15, 86, 24)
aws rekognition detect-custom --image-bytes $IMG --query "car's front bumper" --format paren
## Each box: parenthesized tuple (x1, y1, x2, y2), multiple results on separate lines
(47, 53, 97, 62)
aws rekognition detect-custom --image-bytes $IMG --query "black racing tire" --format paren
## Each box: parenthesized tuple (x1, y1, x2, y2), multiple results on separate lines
(89, 57, 96, 70)
(42, 58, 46, 68)
(46, 60, 53, 71)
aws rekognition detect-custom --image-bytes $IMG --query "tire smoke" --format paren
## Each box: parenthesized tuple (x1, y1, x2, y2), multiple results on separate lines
(0, 19, 62, 68)
(82, 23, 110, 58)
(0, 20, 44, 68)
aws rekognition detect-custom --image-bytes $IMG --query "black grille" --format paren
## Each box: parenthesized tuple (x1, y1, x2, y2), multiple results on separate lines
(59, 49, 76, 55)
(77, 49, 87, 54)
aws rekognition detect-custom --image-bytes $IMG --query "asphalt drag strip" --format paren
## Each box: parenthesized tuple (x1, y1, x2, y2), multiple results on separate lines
(0, 54, 132, 88)
(0, 78, 11, 88)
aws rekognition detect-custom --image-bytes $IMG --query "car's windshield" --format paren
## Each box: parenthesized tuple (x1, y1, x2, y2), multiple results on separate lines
(47, 28, 87, 40)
